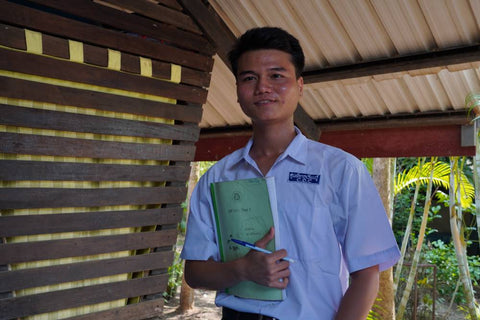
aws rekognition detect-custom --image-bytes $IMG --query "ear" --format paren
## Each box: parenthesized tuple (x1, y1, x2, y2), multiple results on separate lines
(297, 77, 304, 96)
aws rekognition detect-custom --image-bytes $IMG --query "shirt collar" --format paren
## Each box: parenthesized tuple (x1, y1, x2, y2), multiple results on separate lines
(233, 127, 308, 167)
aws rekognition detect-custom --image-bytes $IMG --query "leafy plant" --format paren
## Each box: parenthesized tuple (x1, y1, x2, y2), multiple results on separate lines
(423, 240, 480, 304)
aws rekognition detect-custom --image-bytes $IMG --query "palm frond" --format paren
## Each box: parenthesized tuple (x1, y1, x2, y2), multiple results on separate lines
(394, 160, 474, 208)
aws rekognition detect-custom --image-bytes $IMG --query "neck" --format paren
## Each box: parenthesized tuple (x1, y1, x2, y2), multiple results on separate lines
(249, 122, 296, 175)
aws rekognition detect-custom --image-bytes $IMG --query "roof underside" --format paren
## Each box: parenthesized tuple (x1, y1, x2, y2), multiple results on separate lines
(198, 0, 480, 142)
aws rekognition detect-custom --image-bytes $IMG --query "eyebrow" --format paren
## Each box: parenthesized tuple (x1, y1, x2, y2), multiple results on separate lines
(238, 66, 287, 77)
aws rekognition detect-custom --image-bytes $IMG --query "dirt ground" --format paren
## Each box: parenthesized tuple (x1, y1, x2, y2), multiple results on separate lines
(156, 288, 467, 320)
(157, 293, 467, 320)
(156, 288, 221, 320)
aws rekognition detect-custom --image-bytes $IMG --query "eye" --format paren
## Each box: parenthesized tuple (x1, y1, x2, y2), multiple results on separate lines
(271, 73, 284, 79)
(240, 75, 256, 82)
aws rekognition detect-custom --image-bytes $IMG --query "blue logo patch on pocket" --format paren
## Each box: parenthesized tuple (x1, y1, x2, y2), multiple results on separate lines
(288, 172, 320, 184)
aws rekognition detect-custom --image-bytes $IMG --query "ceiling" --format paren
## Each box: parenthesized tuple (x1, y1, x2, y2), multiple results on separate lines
(194, 0, 480, 144)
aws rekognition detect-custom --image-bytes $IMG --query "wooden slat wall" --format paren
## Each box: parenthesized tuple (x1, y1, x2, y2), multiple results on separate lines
(0, 1, 213, 319)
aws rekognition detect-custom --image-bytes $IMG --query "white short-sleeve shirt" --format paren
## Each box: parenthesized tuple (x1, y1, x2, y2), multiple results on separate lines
(181, 129, 400, 319)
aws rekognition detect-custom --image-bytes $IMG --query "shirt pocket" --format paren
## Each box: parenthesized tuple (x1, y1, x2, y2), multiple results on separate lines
(281, 198, 342, 276)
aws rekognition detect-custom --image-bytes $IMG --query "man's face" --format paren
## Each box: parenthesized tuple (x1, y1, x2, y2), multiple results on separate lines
(236, 49, 303, 126)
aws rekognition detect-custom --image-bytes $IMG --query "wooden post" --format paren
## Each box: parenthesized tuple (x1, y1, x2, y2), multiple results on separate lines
(179, 162, 200, 312)
(372, 158, 396, 320)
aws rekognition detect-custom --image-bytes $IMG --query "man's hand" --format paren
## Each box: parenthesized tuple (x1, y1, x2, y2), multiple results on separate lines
(244, 227, 290, 288)
(184, 227, 290, 290)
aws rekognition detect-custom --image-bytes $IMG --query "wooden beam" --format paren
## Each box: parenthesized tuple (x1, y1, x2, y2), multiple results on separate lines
(178, 0, 321, 140)
(176, 0, 236, 65)
(302, 45, 480, 84)
(194, 123, 475, 160)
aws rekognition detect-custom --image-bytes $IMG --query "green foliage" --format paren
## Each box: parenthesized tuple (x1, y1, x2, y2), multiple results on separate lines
(163, 250, 184, 302)
(164, 161, 217, 302)
(395, 159, 474, 208)
(423, 240, 480, 304)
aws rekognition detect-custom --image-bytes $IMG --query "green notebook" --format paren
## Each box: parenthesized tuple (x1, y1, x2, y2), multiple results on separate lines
(210, 177, 283, 301)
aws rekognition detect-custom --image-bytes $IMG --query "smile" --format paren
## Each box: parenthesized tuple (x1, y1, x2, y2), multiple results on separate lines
(255, 99, 276, 106)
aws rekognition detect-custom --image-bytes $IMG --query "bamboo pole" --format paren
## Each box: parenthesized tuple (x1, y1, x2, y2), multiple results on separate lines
(449, 157, 478, 319)
(396, 158, 436, 320)
(393, 158, 424, 294)
(372, 158, 396, 320)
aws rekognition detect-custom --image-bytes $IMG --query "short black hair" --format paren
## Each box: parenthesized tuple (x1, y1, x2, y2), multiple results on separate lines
(228, 27, 305, 78)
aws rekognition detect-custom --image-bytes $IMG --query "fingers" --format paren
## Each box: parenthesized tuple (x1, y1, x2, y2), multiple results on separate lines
(255, 227, 275, 249)
(245, 249, 290, 288)
(247, 228, 292, 289)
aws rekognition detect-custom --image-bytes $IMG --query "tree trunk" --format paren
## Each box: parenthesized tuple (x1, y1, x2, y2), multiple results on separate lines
(449, 157, 478, 320)
(396, 158, 436, 320)
(179, 162, 200, 312)
(394, 158, 424, 294)
(473, 121, 480, 253)
(372, 158, 396, 320)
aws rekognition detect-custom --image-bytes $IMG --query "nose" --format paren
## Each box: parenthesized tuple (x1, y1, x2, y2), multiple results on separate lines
(254, 76, 272, 95)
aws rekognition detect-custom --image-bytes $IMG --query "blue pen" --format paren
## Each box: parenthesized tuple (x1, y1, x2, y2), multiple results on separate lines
(230, 238, 295, 263)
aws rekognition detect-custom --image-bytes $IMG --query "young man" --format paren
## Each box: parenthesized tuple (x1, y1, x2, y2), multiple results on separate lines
(181, 27, 400, 320)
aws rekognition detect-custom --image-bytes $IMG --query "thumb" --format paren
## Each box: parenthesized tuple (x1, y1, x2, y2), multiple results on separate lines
(255, 227, 275, 249)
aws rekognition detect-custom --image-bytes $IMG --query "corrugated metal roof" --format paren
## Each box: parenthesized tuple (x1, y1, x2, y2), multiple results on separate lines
(202, 0, 480, 129)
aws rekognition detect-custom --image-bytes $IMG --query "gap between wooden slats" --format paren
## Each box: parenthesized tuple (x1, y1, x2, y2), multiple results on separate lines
(0, 251, 173, 292)
(0, 1, 212, 71)
(0, 274, 168, 319)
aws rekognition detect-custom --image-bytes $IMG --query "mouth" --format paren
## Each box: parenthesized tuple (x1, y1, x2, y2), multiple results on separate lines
(254, 99, 276, 106)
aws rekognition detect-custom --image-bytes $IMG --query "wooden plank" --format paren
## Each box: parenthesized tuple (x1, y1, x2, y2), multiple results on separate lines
(0, 251, 173, 292)
(0, 1, 213, 71)
(0, 207, 183, 237)
(0, 104, 200, 142)
(67, 298, 164, 320)
(195, 125, 476, 160)
(83, 43, 109, 67)
(29, 0, 213, 54)
(100, 0, 202, 34)
(195, 134, 250, 161)
(156, 0, 183, 10)
(1, 48, 209, 104)
(0, 229, 178, 264)
(179, 66, 212, 88)
(121, 52, 141, 74)
(0, 77, 203, 123)
(0, 274, 168, 319)
(293, 103, 322, 141)
(0, 132, 196, 161)
(302, 45, 480, 84)
(42, 33, 69, 59)
(0, 160, 191, 182)
(0, 23, 26, 50)
(177, 0, 236, 64)
(0, 186, 187, 209)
